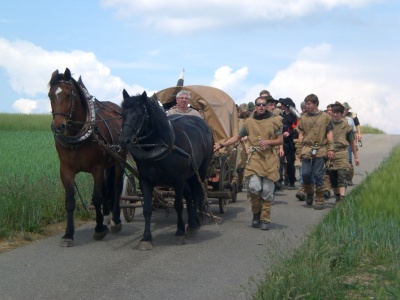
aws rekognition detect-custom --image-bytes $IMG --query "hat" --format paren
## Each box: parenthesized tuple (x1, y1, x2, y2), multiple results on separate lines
(343, 102, 351, 110)
(333, 101, 344, 108)
(300, 101, 306, 110)
(238, 103, 247, 113)
(264, 95, 278, 104)
(279, 97, 296, 108)
(247, 102, 255, 110)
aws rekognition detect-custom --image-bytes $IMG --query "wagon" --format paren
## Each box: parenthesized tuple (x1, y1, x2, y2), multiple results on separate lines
(118, 85, 239, 221)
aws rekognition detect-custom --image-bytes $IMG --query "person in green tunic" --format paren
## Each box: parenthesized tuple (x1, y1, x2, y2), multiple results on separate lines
(214, 96, 283, 230)
(329, 102, 360, 201)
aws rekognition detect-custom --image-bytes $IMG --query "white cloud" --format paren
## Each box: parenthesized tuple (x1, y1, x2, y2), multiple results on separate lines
(0, 38, 147, 112)
(265, 44, 400, 134)
(12, 98, 51, 114)
(1, 37, 399, 133)
(101, 0, 379, 33)
(211, 66, 248, 94)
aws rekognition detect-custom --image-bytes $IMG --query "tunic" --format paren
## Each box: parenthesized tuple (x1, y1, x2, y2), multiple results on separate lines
(330, 120, 354, 170)
(297, 111, 333, 159)
(240, 115, 282, 181)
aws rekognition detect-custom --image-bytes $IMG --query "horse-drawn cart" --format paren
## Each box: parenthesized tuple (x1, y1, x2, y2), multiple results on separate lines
(117, 85, 239, 221)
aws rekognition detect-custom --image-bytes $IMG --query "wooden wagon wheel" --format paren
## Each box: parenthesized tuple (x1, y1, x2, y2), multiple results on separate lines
(121, 174, 136, 222)
(218, 159, 230, 213)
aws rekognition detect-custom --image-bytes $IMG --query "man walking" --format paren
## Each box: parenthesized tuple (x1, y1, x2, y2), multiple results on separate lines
(214, 96, 283, 230)
(297, 94, 334, 210)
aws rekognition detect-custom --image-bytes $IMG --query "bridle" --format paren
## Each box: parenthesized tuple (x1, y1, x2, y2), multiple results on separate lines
(122, 104, 153, 145)
(51, 79, 77, 127)
(50, 78, 96, 147)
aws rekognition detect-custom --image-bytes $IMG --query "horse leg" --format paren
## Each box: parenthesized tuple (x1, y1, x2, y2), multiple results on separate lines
(60, 170, 76, 247)
(92, 173, 109, 241)
(174, 186, 186, 244)
(184, 178, 201, 237)
(138, 183, 153, 250)
(101, 178, 111, 226)
(110, 165, 123, 233)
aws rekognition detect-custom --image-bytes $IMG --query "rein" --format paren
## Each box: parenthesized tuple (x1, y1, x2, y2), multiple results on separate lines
(122, 103, 173, 161)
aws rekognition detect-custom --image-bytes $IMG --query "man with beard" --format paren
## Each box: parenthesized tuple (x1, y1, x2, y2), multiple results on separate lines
(214, 96, 283, 230)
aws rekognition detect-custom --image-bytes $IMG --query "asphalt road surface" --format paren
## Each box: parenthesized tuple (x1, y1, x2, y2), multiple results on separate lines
(0, 134, 399, 300)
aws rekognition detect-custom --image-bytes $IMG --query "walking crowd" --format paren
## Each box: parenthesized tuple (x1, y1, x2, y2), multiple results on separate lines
(165, 88, 362, 231)
(213, 91, 362, 230)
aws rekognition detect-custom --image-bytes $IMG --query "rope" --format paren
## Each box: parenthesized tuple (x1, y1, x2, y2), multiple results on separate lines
(74, 180, 90, 213)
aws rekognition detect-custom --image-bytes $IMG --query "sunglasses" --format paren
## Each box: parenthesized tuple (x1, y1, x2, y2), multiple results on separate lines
(255, 103, 267, 107)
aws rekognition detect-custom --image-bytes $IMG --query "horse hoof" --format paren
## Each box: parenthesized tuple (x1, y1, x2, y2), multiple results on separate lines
(186, 226, 200, 238)
(110, 220, 122, 233)
(59, 238, 74, 247)
(93, 227, 109, 241)
(174, 235, 186, 245)
(138, 241, 153, 251)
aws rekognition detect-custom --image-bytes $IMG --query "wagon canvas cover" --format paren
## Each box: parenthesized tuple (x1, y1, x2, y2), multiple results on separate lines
(156, 85, 238, 144)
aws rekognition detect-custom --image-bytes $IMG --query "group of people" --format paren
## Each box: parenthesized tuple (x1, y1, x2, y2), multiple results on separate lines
(166, 89, 361, 231)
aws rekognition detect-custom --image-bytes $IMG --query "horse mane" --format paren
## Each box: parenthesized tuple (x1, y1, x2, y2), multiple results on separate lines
(147, 94, 175, 146)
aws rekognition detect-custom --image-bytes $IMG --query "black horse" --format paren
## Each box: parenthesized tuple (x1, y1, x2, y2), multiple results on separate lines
(119, 90, 213, 250)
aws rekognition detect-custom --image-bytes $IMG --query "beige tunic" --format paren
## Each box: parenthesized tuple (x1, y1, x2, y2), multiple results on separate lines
(298, 111, 332, 159)
(243, 115, 282, 181)
(330, 120, 353, 170)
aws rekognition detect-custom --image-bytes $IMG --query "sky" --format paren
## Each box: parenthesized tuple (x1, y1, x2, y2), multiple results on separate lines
(1, 0, 399, 133)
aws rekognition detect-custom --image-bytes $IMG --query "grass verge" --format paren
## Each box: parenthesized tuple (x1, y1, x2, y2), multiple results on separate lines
(250, 146, 399, 299)
(0, 130, 93, 243)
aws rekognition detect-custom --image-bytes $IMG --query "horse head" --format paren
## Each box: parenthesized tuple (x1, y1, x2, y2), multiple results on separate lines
(119, 89, 149, 150)
(48, 68, 85, 136)
(119, 89, 175, 160)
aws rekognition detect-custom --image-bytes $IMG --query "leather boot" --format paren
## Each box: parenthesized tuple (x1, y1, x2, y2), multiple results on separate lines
(260, 220, 270, 231)
(249, 193, 261, 228)
(296, 186, 306, 201)
(252, 212, 261, 228)
(303, 184, 314, 206)
(260, 200, 272, 230)
(314, 187, 325, 210)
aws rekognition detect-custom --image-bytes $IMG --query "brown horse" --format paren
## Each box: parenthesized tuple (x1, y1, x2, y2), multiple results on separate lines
(48, 68, 125, 247)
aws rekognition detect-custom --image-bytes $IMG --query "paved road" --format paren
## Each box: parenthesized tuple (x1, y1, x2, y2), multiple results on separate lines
(1, 134, 399, 300)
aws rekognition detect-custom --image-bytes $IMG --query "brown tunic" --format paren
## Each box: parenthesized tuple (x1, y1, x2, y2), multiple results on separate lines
(242, 115, 282, 181)
(297, 111, 332, 159)
(330, 120, 353, 170)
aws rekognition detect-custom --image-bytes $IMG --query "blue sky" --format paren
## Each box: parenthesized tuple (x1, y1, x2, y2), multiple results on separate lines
(1, 0, 399, 133)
